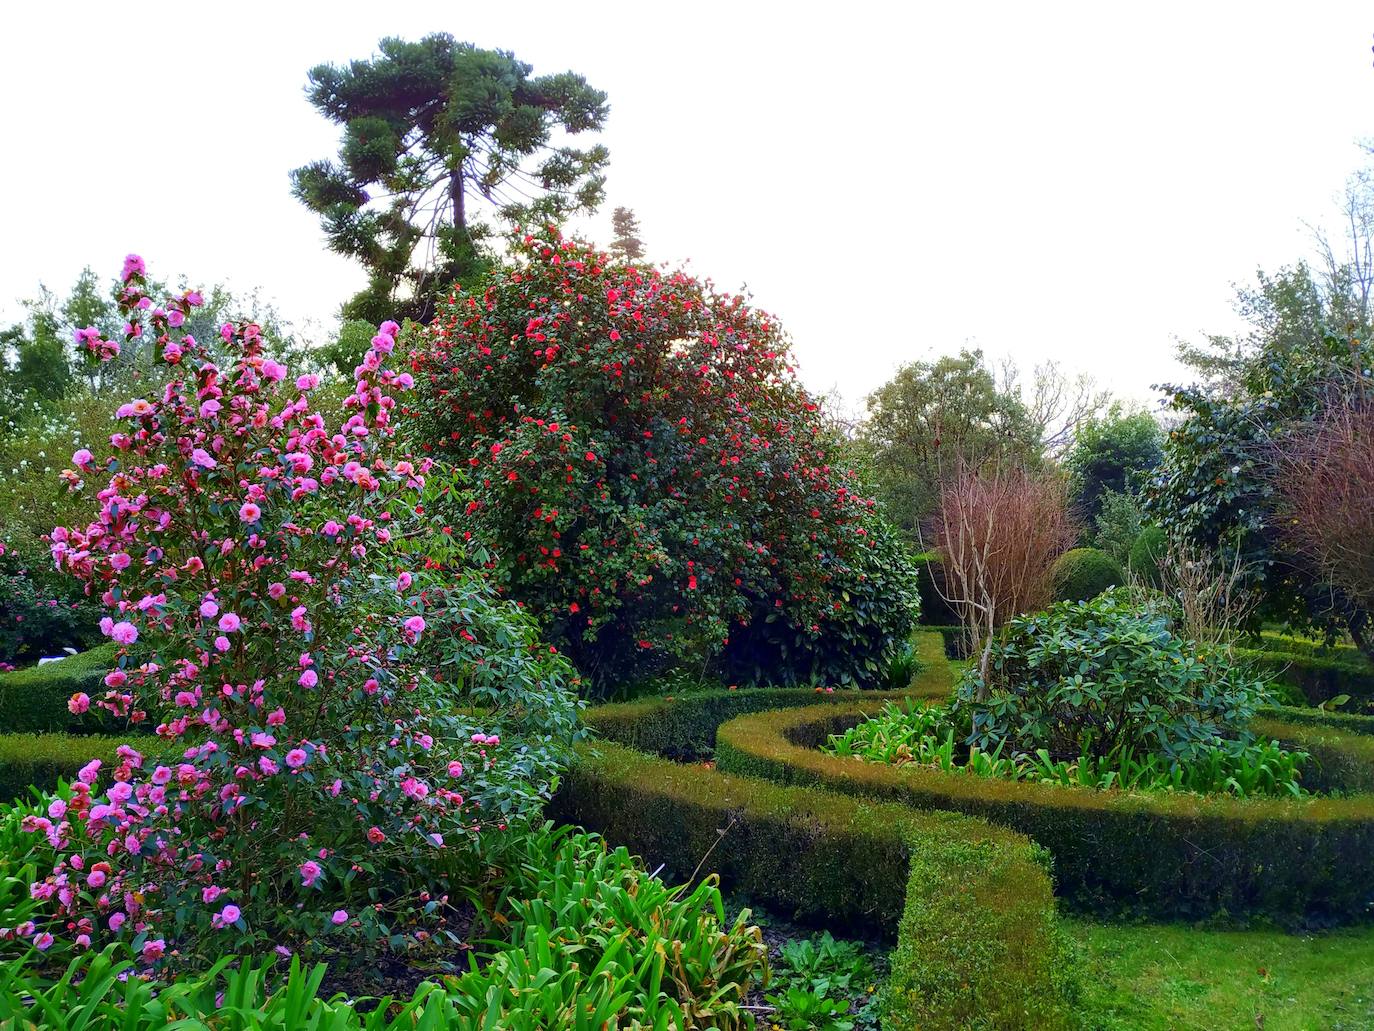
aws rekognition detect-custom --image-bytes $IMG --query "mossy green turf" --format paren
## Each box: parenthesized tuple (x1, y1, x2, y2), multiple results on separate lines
(1071, 918, 1374, 1030)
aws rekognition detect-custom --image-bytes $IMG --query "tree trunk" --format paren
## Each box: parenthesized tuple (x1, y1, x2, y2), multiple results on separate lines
(1349, 610, 1374, 665)
(451, 167, 465, 232)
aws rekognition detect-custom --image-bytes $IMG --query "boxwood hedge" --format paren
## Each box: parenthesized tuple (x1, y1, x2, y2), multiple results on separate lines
(0, 733, 131, 801)
(0, 643, 121, 733)
(713, 703, 1374, 924)
(552, 739, 1077, 1029)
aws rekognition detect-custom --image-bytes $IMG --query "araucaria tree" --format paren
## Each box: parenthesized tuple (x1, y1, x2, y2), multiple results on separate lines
(409, 226, 919, 693)
(291, 35, 610, 323)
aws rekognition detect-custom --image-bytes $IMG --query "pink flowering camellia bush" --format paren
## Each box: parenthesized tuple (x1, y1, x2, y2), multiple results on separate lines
(13, 257, 579, 969)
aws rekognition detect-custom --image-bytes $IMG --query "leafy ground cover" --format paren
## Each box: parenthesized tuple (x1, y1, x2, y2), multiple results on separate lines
(1072, 918, 1374, 1030)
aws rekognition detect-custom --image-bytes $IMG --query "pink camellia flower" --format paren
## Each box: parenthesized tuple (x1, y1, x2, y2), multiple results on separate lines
(202, 885, 223, 904)
(366, 826, 385, 844)
(298, 669, 318, 689)
(404, 616, 425, 638)
(141, 938, 166, 961)
(285, 748, 308, 769)
(331, 910, 348, 925)
(110, 553, 132, 571)
(220, 904, 241, 924)
(87, 869, 107, 889)
(68, 693, 91, 715)
(110, 621, 138, 645)
(104, 669, 126, 688)
(217, 613, 241, 634)
(238, 502, 261, 523)
(448, 761, 463, 778)
(262, 359, 287, 382)
(199, 598, 219, 618)
(396, 572, 412, 592)
(296, 374, 320, 391)
(299, 860, 321, 886)
(214, 635, 231, 653)
(371, 333, 395, 354)
(266, 707, 286, 727)
(191, 448, 216, 469)
(268, 582, 287, 600)
(380, 320, 399, 337)
(72, 448, 93, 468)
(35, 932, 54, 951)
(109, 912, 126, 932)
(122, 254, 145, 281)
(250, 732, 276, 749)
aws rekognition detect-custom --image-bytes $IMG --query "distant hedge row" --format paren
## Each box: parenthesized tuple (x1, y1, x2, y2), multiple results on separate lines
(713, 703, 1374, 924)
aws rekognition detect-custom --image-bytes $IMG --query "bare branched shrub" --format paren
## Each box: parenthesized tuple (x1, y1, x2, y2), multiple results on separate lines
(927, 467, 1077, 681)
(1272, 397, 1374, 650)
(1147, 536, 1263, 657)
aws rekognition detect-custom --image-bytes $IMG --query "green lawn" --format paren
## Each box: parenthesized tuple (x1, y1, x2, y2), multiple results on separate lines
(1071, 919, 1374, 1030)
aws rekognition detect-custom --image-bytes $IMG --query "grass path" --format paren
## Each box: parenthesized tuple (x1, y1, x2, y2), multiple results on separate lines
(1070, 918, 1374, 1030)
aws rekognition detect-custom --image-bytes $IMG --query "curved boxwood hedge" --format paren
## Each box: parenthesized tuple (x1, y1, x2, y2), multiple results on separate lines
(552, 738, 1077, 1029)
(0, 643, 122, 733)
(713, 703, 1374, 924)
(582, 631, 952, 761)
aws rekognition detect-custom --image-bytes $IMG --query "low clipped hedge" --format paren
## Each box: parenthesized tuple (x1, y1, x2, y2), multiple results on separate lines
(583, 632, 952, 761)
(0, 733, 131, 801)
(552, 739, 1077, 1029)
(0, 644, 121, 733)
(714, 703, 1374, 924)
(1240, 647, 1374, 708)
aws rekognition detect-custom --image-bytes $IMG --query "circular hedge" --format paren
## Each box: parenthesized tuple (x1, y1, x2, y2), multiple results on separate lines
(1050, 548, 1126, 603)
(712, 702, 1374, 924)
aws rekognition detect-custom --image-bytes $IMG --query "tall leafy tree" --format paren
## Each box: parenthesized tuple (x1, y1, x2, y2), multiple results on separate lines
(292, 35, 610, 323)
(860, 350, 1045, 534)
(1063, 406, 1163, 521)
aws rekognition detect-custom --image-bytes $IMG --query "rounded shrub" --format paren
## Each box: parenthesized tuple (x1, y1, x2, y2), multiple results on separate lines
(15, 256, 580, 967)
(1049, 547, 1125, 603)
(960, 588, 1265, 763)
(1128, 524, 1166, 586)
(408, 226, 918, 693)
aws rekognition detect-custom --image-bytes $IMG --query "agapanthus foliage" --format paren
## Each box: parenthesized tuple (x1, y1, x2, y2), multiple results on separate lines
(407, 226, 918, 692)
(13, 257, 578, 967)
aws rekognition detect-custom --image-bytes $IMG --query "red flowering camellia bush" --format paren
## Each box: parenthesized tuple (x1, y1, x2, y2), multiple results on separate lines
(408, 226, 918, 693)
(14, 256, 578, 967)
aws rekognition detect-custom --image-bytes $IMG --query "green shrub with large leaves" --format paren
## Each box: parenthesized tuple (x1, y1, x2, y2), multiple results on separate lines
(956, 588, 1271, 764)
(407, 226, 917, 693)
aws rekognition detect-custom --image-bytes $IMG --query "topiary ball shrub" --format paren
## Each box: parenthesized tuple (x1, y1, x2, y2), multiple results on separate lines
(1128, 524, 1166, 587)
(1050, 547, 1125, 603)
(957, 588, 1269, 764)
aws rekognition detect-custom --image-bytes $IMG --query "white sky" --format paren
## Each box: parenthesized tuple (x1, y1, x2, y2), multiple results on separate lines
(3, 1, 1371, 415)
